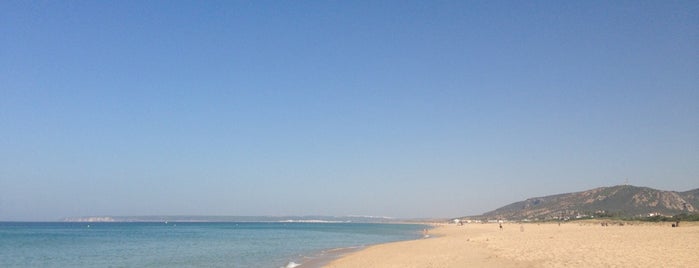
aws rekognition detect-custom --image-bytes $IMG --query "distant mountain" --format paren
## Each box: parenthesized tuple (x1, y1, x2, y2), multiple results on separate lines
(468, 185, 699, 221)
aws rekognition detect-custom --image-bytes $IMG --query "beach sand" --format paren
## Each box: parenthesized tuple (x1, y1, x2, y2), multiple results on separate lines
(325, 221, 699, 267)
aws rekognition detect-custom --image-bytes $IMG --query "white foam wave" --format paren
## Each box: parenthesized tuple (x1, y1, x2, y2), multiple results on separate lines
(282, 261, 301, 268)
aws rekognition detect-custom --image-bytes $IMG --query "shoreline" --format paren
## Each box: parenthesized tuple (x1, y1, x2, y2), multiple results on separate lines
(324, 221, 699, 267)
(323, 223, 531, 268)
(292, 245, 366, 268)
(291, 223, 434, 268)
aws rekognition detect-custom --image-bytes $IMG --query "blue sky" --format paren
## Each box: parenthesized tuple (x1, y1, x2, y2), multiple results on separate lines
(1, 1, 697, 220)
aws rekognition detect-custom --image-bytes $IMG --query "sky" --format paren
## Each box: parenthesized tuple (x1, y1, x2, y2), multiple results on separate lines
(1, 1, 697, 221)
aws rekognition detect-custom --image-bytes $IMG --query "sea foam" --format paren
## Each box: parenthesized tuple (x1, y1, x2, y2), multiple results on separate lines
(282, 261, 301, 268)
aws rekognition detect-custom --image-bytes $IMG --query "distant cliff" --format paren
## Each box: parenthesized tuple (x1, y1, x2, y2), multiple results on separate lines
(62, 216, 116, 222)
(469, 185, 699, 221)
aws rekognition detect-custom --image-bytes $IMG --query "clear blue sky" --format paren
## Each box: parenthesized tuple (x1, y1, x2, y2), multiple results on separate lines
(1, 1, 697, 221)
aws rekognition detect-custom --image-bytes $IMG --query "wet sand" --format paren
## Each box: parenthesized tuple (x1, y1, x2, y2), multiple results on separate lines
(325, 221, 699, 267)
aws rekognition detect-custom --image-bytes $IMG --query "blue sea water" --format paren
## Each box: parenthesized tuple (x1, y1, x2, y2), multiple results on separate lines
(0, 222, 427, 267)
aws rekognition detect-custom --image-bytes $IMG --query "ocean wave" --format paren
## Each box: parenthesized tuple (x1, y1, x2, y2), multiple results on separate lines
(282, 261, 301, 268)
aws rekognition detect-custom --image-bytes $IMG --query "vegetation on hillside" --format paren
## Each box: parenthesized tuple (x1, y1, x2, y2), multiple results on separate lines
(468, 185, 699, 221)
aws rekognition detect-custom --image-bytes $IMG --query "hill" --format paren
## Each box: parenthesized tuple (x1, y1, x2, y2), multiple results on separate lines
(468, 185, 699, 221)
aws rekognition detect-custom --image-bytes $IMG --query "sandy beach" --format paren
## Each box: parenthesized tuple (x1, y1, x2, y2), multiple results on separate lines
(325, 221, 699, 267)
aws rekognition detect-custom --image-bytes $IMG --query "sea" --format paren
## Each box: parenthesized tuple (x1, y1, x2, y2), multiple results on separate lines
(0, 221, 427, 267)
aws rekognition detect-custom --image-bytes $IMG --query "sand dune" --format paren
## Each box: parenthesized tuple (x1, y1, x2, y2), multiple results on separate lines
(325, 221, 699, 267)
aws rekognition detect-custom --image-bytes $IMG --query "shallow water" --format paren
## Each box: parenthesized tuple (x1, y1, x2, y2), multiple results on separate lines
(0, 222, 426, 267)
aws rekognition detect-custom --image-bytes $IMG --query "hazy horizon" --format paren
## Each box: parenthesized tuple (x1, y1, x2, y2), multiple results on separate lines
(2, 1, 697, 221)
(9, 184, 698, 222)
